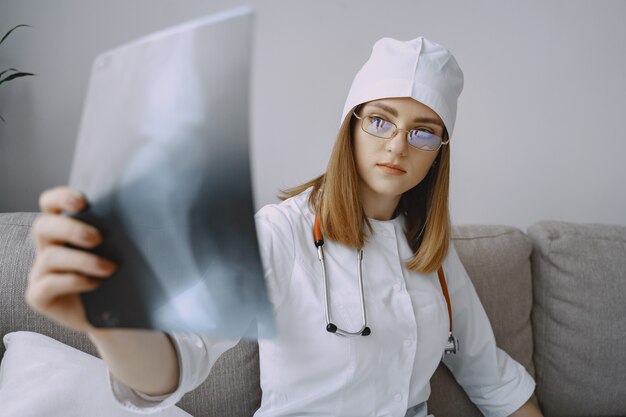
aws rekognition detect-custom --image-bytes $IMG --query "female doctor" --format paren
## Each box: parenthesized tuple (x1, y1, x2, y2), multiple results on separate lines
(26, 36, 544, 417)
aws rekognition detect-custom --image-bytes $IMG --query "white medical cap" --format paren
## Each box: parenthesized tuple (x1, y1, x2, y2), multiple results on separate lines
(340, 36, 464, 138)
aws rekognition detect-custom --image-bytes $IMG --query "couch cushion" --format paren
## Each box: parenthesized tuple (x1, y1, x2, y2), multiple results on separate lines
(0, 212, 261, 417)
(0, 331, 191, 416)
(178, 339, 261, 417)
(527, 220, 626, 417)
(428, 225, 538, 417)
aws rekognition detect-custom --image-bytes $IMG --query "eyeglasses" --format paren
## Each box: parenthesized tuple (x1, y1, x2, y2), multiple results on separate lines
(352, 111, 449, 152)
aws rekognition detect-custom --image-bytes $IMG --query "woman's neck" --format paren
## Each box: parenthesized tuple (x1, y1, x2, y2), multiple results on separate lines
(359, 183, 401, 221)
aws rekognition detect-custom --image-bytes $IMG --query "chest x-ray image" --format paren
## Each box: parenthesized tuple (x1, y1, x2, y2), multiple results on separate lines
(66, 5, 274, 341)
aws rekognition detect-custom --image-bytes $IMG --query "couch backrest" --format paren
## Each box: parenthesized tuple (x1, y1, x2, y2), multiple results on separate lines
(527, 221, 626, 417)
(0, 212, 538, 417)
(428, 224, 538, 417)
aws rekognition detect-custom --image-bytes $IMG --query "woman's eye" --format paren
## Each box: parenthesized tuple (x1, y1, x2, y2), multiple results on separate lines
(415, 128, 434, 135)
(371, 116, 387, 127)
(370, 117, 395, 132)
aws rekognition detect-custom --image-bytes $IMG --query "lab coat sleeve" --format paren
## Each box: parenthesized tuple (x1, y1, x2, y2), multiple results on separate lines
(441, 242, 536, 417)
(106, 332, 240, 414)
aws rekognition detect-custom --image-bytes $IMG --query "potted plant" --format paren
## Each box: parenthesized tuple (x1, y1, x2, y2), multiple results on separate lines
(0, 24, 36, 123)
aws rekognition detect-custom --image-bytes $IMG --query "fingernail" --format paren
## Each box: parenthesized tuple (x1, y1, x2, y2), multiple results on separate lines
(82, 228, 101, 244)
(98, 259, 117, 271)
(68, 195, 83, 210)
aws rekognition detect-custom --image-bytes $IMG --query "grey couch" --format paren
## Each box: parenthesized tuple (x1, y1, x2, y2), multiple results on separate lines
(1, 212, 625, 417)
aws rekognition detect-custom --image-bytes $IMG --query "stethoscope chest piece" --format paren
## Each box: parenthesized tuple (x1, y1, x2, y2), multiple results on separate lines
(443, 332, 460, 357)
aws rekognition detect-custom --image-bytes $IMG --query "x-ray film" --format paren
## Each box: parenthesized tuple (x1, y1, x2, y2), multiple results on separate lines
(65, 5, 275, 340)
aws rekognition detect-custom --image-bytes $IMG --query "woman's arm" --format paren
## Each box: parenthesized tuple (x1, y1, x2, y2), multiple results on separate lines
(89, 204, 293, 412)
(509, 398, 544, 417)
(88, 327, 179, 396)
(440, 242, 538, 417)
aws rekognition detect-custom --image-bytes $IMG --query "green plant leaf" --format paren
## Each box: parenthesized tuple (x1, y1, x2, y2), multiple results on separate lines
(0, 71, 36, 85)
(0, 24, 31, 46)
(0, 68, 19, 78)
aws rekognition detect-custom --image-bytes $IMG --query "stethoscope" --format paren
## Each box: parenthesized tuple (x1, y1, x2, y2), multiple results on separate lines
(313, 212, 460, 356)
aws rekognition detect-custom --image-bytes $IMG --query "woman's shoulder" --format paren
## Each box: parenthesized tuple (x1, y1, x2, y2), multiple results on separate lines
(254, 187, 315, 265)
(440, 237, 472, 293)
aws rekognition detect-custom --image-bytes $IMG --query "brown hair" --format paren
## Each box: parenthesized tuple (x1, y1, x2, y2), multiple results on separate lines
(278, 105, 451, 273)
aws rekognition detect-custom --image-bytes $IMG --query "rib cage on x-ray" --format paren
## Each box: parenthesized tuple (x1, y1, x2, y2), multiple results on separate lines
(66, 6, 274, 340)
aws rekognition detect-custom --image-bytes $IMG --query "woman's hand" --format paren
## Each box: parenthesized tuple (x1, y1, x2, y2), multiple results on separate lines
(25, 186, 118, 333)
(25, 186, 181, 397)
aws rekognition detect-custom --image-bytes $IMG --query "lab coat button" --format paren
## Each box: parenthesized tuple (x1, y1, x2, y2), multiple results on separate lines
(394, 393, 402, 401)
(393, 283, 401, 291)
(381, 229, 390, 237)
(404, 339, 412, 346)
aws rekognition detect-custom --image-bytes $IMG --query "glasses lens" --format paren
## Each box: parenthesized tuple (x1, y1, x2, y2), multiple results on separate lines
(408, 130, 442, 151)
(363, 116, 395, 138)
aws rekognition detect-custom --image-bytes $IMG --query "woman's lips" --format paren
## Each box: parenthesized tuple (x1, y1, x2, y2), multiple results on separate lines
(376, 164, 406, 175)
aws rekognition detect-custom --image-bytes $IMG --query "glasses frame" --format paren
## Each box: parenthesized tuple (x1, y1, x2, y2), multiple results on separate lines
(352, 110, 449, 152)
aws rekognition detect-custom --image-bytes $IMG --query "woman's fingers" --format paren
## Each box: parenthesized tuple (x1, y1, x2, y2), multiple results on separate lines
(30, 245, 117, 287)
(25, 272, 102, 310)
(25, 245, 117, 322)
(31, 213, 102, 253)
(24, 277, 98, 333)
(38, 185, 86, 214)
(26, 186, 111, 333)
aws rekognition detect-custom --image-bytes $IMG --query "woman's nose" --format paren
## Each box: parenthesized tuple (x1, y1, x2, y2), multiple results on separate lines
(386, 129, 409, 156)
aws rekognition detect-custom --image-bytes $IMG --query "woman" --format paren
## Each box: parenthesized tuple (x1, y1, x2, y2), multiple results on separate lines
(26, 36, 543, 416)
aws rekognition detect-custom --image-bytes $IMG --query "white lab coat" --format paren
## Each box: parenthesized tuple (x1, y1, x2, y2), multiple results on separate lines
(106, 186, 536, 417)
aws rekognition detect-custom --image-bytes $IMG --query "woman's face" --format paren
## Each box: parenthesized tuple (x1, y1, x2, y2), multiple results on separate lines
(352, 97, 445, 205)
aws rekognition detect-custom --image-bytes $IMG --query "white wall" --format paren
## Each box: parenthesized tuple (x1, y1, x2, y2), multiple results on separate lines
(1, 0, 624, 231)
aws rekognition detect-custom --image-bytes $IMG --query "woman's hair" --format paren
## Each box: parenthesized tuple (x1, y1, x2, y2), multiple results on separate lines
(278, 104, 451, 273)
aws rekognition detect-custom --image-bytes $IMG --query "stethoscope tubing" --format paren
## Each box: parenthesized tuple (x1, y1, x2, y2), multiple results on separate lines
(317, 243, 369, 337)
(314, 212, 370, 337)
(313, 211, 458, 354)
